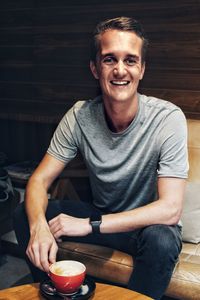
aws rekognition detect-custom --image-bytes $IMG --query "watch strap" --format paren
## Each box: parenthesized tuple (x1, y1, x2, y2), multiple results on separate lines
(90, 210, 102, 234)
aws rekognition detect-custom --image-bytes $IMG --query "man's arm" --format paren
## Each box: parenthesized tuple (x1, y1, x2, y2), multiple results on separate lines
(100, 177, 186, 233)
(25, 153, 66, 272)
(49, 177, 186, 239)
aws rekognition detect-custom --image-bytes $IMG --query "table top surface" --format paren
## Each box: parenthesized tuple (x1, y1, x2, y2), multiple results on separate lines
(0, 282, 152, 300)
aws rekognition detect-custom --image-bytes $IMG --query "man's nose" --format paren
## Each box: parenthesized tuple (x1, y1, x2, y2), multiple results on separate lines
(113, 61, 127, 77)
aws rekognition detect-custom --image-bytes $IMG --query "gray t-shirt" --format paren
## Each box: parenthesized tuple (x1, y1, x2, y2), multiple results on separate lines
(47, 93, 189, 213)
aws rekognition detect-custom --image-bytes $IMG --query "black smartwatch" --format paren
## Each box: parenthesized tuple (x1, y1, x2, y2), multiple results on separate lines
(89, 211, 102, 234)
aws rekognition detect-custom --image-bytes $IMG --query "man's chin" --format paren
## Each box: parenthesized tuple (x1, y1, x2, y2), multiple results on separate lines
(103, 93, 135, 104)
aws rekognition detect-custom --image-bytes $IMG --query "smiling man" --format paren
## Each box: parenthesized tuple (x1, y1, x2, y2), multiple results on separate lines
(90, 29, 145, 132)
(14, 17, 188, 300)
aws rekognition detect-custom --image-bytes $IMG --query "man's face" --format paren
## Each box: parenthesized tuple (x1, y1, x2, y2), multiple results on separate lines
(90, 30, 145, 105)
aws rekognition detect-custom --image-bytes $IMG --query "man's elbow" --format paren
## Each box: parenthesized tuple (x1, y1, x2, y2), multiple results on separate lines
(169, 207, 182, 225)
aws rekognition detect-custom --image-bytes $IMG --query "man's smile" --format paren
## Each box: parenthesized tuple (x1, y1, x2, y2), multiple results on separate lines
(110, 80, 130, 86)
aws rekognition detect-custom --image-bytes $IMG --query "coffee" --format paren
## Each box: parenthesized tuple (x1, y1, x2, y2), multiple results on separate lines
(52, 265, 81, 276)
(49, 260, 86, 294)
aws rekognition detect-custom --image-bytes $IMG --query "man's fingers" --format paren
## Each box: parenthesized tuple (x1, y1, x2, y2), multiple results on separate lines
(50, 224, 63, 239)
(40, 243, 52, 272)
(26, 239, 55, 272)
(49, 242, 58, 265)
(49, 222, 60, 235)
(53, 229, 63, 240)
(26, 246, 34, 265)
(48, 215, 59, 226)
(27, 243, 43, 271)
(49, 220, 63, 239)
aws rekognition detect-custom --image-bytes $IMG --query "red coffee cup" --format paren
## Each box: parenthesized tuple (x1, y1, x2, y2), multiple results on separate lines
(49, 260, 86, 294)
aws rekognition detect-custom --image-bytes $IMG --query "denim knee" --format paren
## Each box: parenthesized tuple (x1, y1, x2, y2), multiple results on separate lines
(137, 224, 182, 265)
(128, 225, 182, 300)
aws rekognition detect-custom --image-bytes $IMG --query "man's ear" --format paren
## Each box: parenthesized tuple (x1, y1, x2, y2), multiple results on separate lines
(90, 61, 99, 79)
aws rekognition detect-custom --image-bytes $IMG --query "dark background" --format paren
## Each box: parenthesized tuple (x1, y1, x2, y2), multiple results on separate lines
(0, 0, 200, 163)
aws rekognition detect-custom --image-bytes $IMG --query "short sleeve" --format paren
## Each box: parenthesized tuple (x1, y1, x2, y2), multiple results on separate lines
(157, 109, 189, 178)
(47, 108, 78, 163)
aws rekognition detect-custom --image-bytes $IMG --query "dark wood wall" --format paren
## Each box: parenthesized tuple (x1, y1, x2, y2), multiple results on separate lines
(0, 0, 200, 163)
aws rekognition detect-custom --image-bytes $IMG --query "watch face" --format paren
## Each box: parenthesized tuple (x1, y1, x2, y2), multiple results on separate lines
(91, 220, 101, 226)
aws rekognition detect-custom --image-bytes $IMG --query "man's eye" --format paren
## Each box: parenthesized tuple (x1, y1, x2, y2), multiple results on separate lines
(125, 58, 136, 66)
(103, 57, 114, 64)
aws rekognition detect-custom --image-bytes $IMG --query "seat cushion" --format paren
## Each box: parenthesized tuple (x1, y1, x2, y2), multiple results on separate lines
(57, 241, 133, 284)
(181, 182, 200, 243)
(57, 241, 200, 300)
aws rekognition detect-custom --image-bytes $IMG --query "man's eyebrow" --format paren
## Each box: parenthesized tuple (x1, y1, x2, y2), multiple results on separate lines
(126, 54, 140, 60)
(100, 53, 140, 59)
(100, 53, 115, 58)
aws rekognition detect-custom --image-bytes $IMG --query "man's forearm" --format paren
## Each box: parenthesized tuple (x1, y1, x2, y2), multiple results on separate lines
(100, 199, 179, 234)
(25, 176, 49, 232)
(99, 177, 185, 234)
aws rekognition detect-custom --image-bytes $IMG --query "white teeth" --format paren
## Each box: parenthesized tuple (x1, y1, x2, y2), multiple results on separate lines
(111, 81, 129, 85)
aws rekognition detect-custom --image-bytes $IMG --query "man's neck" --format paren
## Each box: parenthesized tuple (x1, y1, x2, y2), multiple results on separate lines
(103, 96, 139, 133)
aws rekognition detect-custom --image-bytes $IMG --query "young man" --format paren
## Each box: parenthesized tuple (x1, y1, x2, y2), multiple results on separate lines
(14, 17, 188, 299)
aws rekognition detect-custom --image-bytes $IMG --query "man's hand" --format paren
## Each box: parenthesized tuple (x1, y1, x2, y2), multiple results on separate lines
(26, 221, 58, 273)
(49, 214, 91, 240)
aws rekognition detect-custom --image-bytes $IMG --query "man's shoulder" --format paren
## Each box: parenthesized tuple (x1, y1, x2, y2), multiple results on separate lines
(140, 93, 181, 113)
(140, 95, 183, 116)
(71, 96, 102, 115)
(62, 96, 102, 126)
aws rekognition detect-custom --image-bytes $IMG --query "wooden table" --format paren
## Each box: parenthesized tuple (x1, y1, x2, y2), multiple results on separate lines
(0, 283, 152, 299)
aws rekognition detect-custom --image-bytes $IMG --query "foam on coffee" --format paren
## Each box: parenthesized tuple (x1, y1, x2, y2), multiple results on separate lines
(51, 261, 85, 277)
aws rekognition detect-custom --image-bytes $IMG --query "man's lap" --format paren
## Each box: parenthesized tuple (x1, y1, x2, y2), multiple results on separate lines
(45, 199, 181, 258)
(14, 199, 182, 258)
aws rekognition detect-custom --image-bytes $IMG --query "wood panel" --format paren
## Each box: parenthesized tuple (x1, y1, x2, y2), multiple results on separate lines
(0, 0, 199, 121)
(0, 0, 200, 162)
(0, 119, 56, 163)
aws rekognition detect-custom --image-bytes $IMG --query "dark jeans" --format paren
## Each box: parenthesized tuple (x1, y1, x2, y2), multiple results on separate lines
(13, 199, 182, 300)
